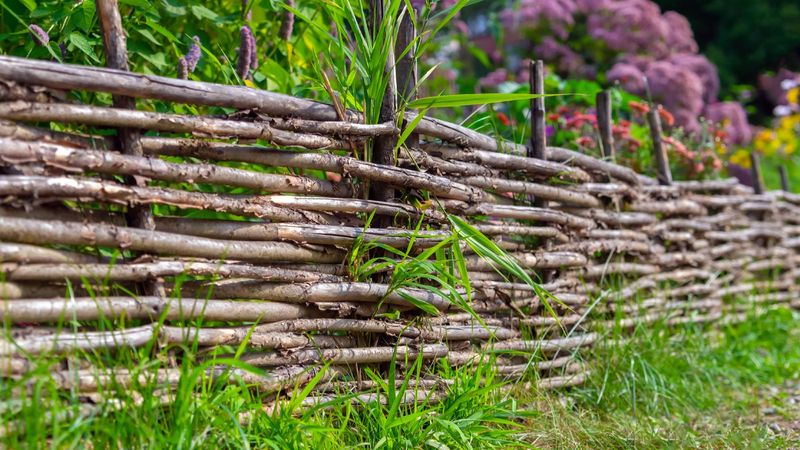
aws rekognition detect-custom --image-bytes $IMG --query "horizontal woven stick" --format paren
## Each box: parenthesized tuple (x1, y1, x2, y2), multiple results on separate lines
(552, 239, 653, 255)
(0, 138, 354, 197)
(0, 205, 445, 249)
(546, 146, 644, 186)
(157, 219, 448, 248)
(11, 365, 328, 395)
(579, 229, 649, 241)
(0, 118, 110, 148)
(628, 199, 707, 217)
(458, 176, 601, 208)
(400, 148, 496, 177)
(2, 260, 343, 283)
(253, 115, 398, 137)
(3, 325, 353, 355)
(704, 228, 786, 242)
(570, 182, 632, 197)
(141, 138, 483, 202)
(464, 251, 587, 271)
(495, 356, 576, 376)
(0, 56, 360, 122)
(687, 195, 748, 209)
(0, 175, 335, 224)
(563, 208, 656, 227)
(0, 101, 353, 149)
(421, 143, 590, 182)
(578, 263, 661, 280)
(188, 280, 453, 312)
(650, 252, 710, 268)
(672, 178, 745, 193)
(0, 242, 102, 264)
(0, 297, 324, 323)
(236, 343, 450, 367)
(444, 201, 595, 229)
(0, 217, 345, 264)
(311, 377, 450, 394)
(488, 333, 597, 353)
(645, 218, 714, 233)
(472, 224, 569, 242)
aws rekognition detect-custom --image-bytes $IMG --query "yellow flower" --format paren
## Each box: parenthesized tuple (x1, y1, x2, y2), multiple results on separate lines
(754, 129, 780, 156)
(788, 87, 800, 106)
(729, 149, 751, 168)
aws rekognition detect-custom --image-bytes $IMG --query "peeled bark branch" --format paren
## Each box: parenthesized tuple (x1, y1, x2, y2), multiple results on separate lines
(0, 297, 324, 323)
(0, 100, 352, 149)
(2, 260, 342, 283)
(0, 138, 354, 197)
(0, 217, 345, 264)
(0, 175, 336, 224)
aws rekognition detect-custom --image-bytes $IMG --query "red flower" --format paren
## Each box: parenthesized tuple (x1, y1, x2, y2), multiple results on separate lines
(547, 113, 561, 122)
(576, 136, 596, 148)
(496, 112, 510, 127)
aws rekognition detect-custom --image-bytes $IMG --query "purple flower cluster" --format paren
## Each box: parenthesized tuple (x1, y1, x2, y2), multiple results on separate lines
(703, 102, 753, 146)
(478, 68, 508, 88)
(237, 25, 257, 80)
(28, 24, 49, 46)
(176, 36, 201, 80)
(496, 0, 741, 139)
(501, 0, 576, 40)
(186, 36, 201, 72)
(534, 37, 586, 76)
(586, 0, 669, 56)
(280, 0, 296, 41)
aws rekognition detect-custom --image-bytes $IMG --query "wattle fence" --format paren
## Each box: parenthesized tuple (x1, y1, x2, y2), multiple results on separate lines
(1, 24, 799, 413)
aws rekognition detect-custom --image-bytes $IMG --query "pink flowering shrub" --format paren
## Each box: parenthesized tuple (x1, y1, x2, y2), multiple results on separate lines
(483, 0, 747, 144)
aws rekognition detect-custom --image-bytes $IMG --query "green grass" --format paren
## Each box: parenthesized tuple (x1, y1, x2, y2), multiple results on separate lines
(3, 306, 799, 448)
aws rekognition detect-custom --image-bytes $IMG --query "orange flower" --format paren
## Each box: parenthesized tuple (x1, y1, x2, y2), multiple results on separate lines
(657, 106, 675, 127)
(628, 101, 650, 115)
(547, 113, 561, 122)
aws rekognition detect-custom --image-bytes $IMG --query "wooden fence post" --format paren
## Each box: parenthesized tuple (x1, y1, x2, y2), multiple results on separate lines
(529, 60, 547, 209)
(596, 90, 615, 161)
(96, 0, 164, 297)
(646, 105, 672, 186)
(779, 165, 791, 192)
(395, 4, 417, 150)
(750, 152, 765, 195)
(368, 0, 397, 205)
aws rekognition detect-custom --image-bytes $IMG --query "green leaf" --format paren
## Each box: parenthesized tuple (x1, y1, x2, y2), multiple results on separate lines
(136, 28, 161, 46)
(119, 0, 152, 8)
(146, 19, 177, 42)
(190, 4, 218, 21)
(68, 32, 101, 63)
(408, 93, 572, 109)
(161, 0, 186, 16)
(19, 0, 36, 11)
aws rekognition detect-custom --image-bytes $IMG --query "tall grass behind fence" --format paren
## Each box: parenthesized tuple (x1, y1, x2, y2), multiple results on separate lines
(1, 2, 800, 419)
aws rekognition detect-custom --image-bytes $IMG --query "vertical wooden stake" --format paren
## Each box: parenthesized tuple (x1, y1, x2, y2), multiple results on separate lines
(97, 0, 163, 296)
(529, 60, 547, 209)
(369, 0, 396, 205)
(779, 165, 791, 192)
(596, 90, 615, 161)
(529, 60, 546, 162)
(395, 5, 417, 151)
(750, 152, 765, 195)
(646, 106, 672, 186)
